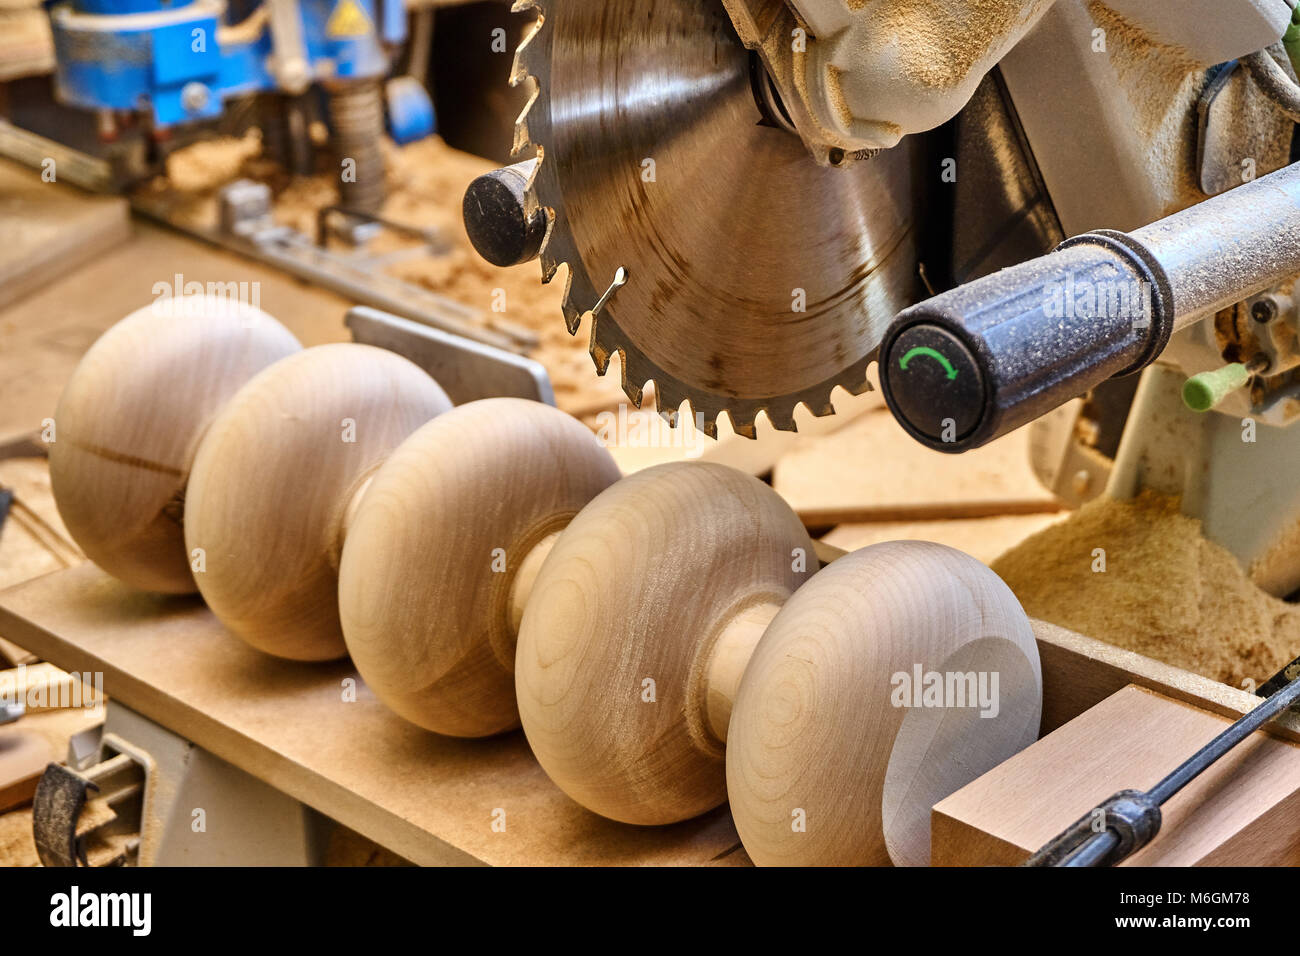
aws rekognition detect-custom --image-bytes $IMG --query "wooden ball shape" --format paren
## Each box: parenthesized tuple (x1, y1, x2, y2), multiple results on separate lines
(184, 344, 452, 661)
(515, 462, 816, 825)
(339, 398, 622, 737)
(49, 295, 302, 593)
(727, 541, 1042, 866)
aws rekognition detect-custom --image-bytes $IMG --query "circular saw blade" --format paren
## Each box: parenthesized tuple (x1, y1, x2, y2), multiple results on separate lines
(514, 0, 918, 437)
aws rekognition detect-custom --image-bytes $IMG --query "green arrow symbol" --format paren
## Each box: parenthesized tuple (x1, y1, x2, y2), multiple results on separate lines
(899, 346, 959, 380)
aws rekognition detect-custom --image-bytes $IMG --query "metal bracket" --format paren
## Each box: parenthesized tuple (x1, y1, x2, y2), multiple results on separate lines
(346, 306, 555, 407)
(33, 740, 146, 868)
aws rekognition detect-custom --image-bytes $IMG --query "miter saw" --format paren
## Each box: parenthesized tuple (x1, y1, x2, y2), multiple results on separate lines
(462, 0, 1300, 599)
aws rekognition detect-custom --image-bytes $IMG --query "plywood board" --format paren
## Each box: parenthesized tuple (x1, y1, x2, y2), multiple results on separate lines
(933, 685, 1300, 866)
(0, 564, 744, 866)
(773, 409, 1063, 525)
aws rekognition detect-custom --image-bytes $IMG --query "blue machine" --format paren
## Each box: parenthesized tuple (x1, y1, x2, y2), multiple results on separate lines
(45, 0, 433, 141)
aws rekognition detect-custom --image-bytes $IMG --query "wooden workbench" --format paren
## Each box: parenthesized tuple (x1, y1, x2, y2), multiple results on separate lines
(0, 564, 745, 866)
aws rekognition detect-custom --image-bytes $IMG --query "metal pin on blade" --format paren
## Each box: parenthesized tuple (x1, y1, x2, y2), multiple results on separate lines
(591, 267, 629, 317)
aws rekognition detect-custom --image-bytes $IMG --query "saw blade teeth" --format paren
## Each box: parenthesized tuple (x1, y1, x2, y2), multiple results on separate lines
(657, 405, 680, 428)
(765, 404, 798, 432)
(699, 415, 720, 441)
(509, 7, 543, 146)
(512, 89, 539, 154)
(721, 406, 760, 441)
(844, 376, 876, 398)
(730, 418, 759, 440)
(589, 336, 612, 377)
(808, 395, 837, 417)
(619, 355, 653, 408)
(555, 276, 586, 335)
(541, 244, 565, 290)
(621, 377, 644, 408)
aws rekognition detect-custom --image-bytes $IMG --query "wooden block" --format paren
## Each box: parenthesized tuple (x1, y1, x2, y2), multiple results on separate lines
(0, 564, 741, 866)
(933, 685, 1300, 866)
(822, 513, 1064, 567)
(773, 409, 1063, 525)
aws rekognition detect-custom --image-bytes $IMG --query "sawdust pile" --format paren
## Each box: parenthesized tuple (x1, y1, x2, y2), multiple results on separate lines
(993, 492, 1300, 688)
(162, 130, 263, 193)
(879, 0, 1053, 91)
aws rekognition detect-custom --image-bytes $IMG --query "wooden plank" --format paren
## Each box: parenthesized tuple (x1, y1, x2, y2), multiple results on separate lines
(822, 513, 1063, 567)
(0, 220, 354, 448)
(0, 160, 130, 311)
(1032, 619, 1300, 742)
(933, 685, 1300, 866)
(0, 564, 743, 866)
(773, 409, 1063, 525)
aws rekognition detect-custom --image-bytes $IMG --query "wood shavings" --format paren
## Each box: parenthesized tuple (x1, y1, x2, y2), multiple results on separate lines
(993, 491, 1300, 689)
(161, 131, 262, 194)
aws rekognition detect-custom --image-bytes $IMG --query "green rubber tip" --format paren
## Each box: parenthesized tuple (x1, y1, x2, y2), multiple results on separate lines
(1183, 363, 1250, 413)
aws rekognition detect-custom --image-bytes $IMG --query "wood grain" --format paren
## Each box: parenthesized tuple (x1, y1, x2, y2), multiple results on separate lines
(933, 685, 1300, 866)
(516, 462, 816, 825)
(48, 296, 302, 593)
(339, 398, 621, 736)
(185, 344, 452, 661)
(728, 541, 1043, 866)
